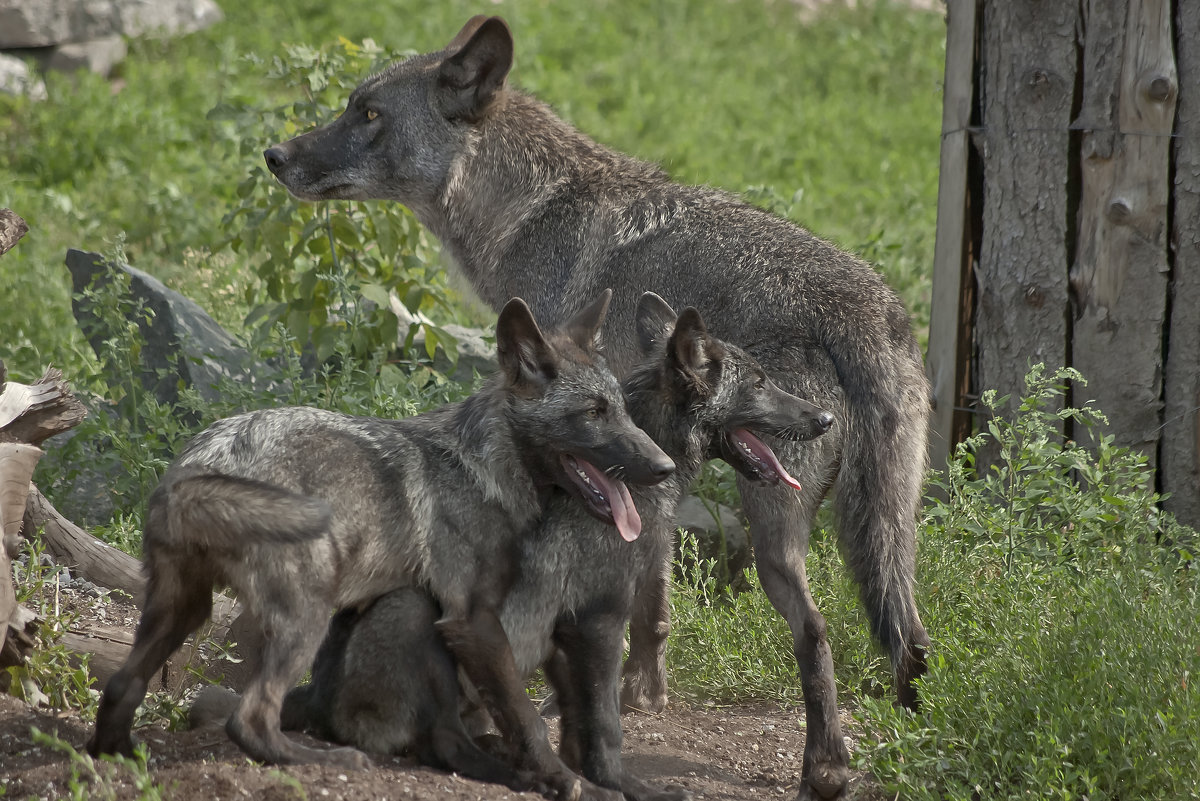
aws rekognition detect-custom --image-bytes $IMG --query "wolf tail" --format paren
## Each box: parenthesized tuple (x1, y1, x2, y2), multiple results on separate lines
(145, 465, 331, 552)
(827, 310, 933, 708)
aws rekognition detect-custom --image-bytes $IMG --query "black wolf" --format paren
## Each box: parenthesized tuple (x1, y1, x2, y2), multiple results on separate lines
(88, 292, 672, 801)
(265, 17, 932, 800)
(277, 294, 834, 801)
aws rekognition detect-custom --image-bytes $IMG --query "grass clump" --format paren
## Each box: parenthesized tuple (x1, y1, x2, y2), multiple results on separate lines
(856, 366, 1200, 800)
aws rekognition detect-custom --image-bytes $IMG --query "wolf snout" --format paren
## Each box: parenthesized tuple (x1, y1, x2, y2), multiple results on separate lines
(647, 454, 675, 481)
(263, 146, 289, 175)
(814, 411, 835, 434)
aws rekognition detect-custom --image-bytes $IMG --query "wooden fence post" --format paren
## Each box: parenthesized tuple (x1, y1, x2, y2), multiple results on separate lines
(1163, 1, 1200, 525)
(926, 0, 979, 472)
(1071, 0, 1176, 466)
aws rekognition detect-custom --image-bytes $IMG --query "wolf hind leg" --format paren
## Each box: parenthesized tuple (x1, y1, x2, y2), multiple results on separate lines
(89, 566, 214, 758)
(620, 547, 670, 715)
(226, 597, 369, 769)
(741, 479, 848, 801)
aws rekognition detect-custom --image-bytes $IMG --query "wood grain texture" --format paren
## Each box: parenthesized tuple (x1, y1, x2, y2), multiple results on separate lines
(1072, 0, 1176, 465)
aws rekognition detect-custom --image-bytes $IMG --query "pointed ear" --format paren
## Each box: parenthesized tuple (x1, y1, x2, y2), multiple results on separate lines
(445, 15, 490, 52)
(437, 17, 514, 123)
(667, 307, 714, 375)
(635, 292, 678, 357)
(563, 289, 612, 352)
(496, 297, 558, 389)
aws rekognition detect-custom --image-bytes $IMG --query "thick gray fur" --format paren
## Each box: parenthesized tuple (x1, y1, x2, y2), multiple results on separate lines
(265, 17, 932, 800)
(88, 294, 672, 801)
(281, 295, 833, 801)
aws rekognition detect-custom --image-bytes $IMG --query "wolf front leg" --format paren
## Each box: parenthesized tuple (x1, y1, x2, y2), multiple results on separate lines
(743, 486, 849, 801)
(550, 611, 690, 801)
(437, 607, 622, 801)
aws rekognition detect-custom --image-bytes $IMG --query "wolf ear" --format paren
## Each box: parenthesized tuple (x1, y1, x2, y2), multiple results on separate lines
(496, 297, 558, 389)
(445, 15, 491, 52)
(563, 288, 612, 352)
(437, 16, 514, 123)
(635, 292, 678, 357)
(667, 307, 717, 376)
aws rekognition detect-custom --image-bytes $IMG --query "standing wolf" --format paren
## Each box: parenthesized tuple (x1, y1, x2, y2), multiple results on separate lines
(265, 16, 932, 800)
(278, 294, 834, 801)
(88, 292, 673, 801)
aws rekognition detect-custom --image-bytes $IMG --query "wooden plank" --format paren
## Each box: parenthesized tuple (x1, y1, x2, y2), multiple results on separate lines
(1072, 0, 1176, 466)
(926, 0, 979, 472)
(976, 0, 1078, 424)
(1163, 1, 1200, 528)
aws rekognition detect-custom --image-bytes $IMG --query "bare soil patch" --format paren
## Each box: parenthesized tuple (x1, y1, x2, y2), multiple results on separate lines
(1, 691, 886, 800)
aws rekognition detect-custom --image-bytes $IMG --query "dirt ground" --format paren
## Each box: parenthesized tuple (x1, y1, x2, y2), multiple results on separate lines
(1, 691, 886, 801)
(1, 578, 887, 800)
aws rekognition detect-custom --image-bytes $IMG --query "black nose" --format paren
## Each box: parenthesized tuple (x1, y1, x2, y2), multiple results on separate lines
(650, 456, 676, 480)
(815, 412, 834, 433)
(263, 146, 288, 174)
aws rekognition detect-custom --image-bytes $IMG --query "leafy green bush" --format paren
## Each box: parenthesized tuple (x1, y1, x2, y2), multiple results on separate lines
(37, 249, 471, 533)
(856, 366, 1200, 801)
(211, 38, 459, 365)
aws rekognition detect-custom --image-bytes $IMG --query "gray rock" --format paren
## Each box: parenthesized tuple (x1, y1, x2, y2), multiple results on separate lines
(673, 494, 752, 581)
(0, 52, 47, 99)
(66, 249, 277, 411)
(0, 0, 223, 49)
(430, 322, 496, 383)
(390, 295, 496, 382)
(45, 35, 126, 76)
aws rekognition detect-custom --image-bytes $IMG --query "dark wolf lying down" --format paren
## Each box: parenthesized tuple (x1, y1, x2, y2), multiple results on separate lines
(89, 292, 674, 801)
(276, 294, 833, 801)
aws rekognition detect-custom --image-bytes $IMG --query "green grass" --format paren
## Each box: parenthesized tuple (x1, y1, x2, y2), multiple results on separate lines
(667, 368, 1200, 799)
(0, 0, 945, 381)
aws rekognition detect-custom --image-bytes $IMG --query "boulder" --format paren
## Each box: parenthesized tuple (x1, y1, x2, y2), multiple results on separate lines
(66, 249, 274, 410)
(44, 35, 127, 76)
(0, 0, 222, 49)
(674, 494, 752, 583)
(0, 53, 46, 99)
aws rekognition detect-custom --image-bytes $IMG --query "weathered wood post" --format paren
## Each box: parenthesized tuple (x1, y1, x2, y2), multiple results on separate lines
(927, 0, 1198, 528)
(1163, 2, 1200, 525)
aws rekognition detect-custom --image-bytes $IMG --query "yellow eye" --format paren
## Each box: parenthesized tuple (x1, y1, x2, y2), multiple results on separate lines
(366, 109, 379, 121)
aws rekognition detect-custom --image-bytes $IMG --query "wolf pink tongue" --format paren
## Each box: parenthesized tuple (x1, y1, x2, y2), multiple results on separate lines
(607, 477, 642, 542)
(574, 457, 643, 541)
(733, 428, 803, 491)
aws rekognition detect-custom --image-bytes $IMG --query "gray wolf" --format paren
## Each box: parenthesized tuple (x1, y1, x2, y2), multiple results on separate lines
(277, 293, 834, 801)
(88, 292, 673, 801)
(265, 17, 932, 800)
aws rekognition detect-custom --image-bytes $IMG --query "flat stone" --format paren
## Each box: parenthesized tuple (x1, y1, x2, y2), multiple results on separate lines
(0, 53, 47, 99)
(45, 35, 127, 76)
(65, 249, 276, 410)
(0, 0, 222, 49)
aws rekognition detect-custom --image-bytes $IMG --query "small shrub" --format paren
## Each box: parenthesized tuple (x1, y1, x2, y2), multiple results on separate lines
(210, 38, 460, 365)
(857, 365, 1200, 801)
(31, 727, 170, 801)
(6, 539, 99, 720)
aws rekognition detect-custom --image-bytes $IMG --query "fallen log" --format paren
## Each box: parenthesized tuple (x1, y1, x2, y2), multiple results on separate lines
(0, 209, 28, 257)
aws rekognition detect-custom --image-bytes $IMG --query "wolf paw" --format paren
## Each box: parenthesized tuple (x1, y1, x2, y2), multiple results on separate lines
(322, 746, 372, 771)
(795, 762, 849, 800)
(86, 728, 136, 760)
(620, 673, 667, 714)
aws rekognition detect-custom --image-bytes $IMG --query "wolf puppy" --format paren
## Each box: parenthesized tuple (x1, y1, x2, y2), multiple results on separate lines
(88, 292, 672, 798)
(266, 16, 932, 799)
(281, 294, 834, 801)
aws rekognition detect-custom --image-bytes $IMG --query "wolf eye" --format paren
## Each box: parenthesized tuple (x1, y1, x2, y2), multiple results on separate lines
(586, 407, 602, 420)
(365, 108, 379, 121)
(754, 376, 767, 390)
